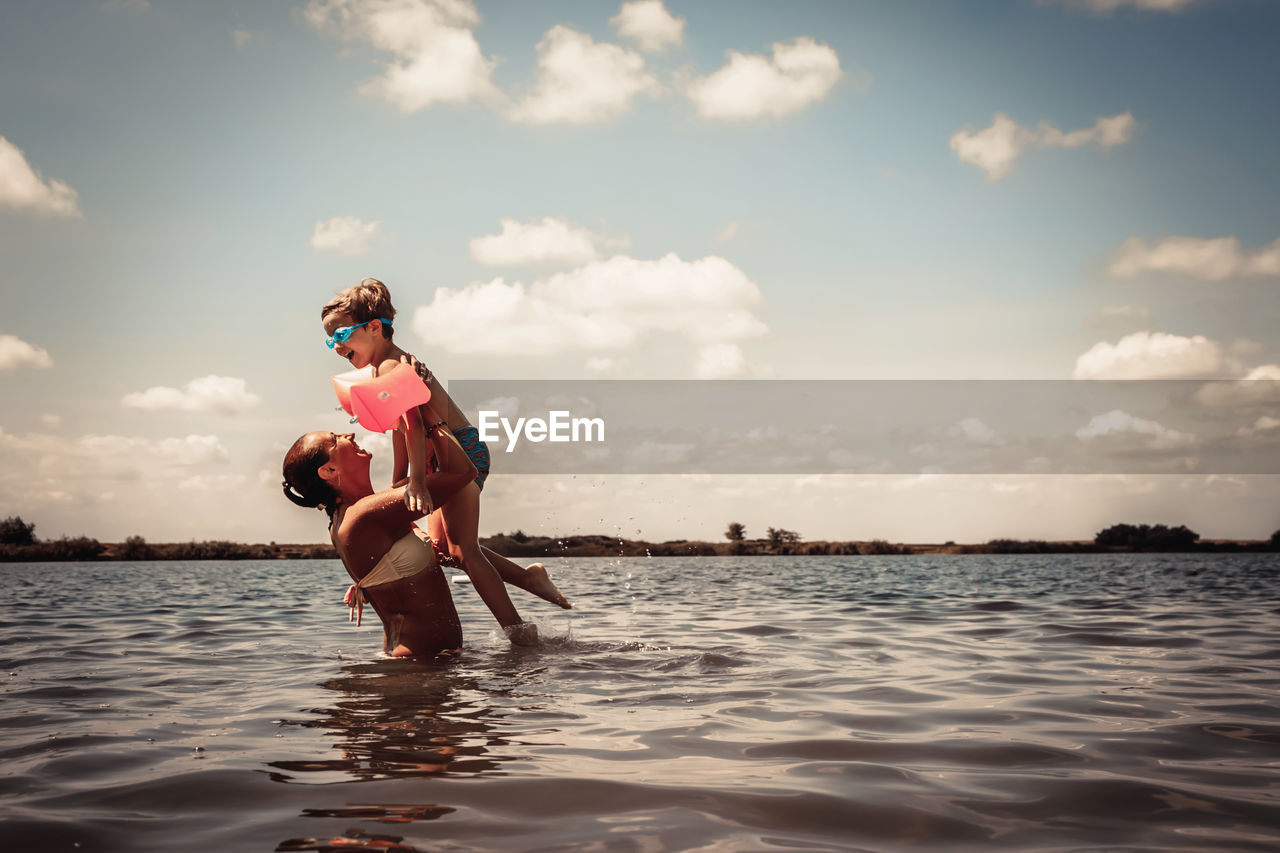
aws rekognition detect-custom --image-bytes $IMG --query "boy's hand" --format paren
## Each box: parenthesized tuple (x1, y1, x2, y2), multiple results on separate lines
(405, 476, 433, 515)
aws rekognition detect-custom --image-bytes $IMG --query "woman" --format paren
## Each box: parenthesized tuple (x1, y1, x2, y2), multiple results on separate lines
(282, 426, 533, 655)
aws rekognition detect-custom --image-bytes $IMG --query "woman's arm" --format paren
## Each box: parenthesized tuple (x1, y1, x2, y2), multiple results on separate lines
(349, 421, 478, 531)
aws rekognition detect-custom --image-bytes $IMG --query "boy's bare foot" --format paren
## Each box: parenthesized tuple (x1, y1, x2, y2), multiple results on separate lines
(503, 621, 539, 646)
(525, 563, 571, 609)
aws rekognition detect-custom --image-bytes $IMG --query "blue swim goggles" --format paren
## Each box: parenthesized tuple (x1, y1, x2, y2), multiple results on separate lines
(326, 318, 392, 349)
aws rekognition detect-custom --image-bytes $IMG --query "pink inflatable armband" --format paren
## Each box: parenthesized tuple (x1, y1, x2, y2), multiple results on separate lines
(332, 366, 371, 418)
(332, 362, 432, 433)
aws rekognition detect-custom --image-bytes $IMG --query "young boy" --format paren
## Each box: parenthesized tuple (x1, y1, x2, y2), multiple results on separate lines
(321, 278, 569, 644)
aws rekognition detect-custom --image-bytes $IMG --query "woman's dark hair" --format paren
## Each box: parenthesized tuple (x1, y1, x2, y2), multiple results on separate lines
(282, 433, 339, 522)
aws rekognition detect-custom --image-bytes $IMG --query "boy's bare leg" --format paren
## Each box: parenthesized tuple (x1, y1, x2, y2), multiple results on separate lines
(420, 512, 570, 609)
(439, 482, 537, 645)
(480, 546, 571, 609)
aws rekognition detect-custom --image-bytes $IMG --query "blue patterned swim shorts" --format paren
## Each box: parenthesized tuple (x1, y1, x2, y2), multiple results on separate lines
(452, 425, 491, 491)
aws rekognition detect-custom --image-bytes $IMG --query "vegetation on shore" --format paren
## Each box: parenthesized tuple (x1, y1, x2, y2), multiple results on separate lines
(1, 516, 1277, 562)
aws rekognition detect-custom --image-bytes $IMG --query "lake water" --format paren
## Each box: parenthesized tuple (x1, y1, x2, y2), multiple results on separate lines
(3, 554, 1279, 851)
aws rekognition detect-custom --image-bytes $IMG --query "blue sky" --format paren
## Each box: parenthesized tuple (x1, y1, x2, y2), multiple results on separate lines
(2, 0, 1278, 544)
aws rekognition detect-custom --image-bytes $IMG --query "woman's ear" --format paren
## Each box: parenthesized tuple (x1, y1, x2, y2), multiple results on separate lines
(317, 463, 339, 484)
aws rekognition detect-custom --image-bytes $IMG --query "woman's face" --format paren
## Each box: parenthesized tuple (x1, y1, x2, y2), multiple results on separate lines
(329, 431, 371, 466)
(323, 312, 382, 369)
(313, 431, 372, 483)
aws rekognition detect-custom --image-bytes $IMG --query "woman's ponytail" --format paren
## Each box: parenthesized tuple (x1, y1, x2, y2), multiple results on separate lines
(281, 436, 339, 522)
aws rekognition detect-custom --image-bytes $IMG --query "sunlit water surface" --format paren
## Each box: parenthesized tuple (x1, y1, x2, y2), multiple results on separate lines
(2, 554, 1279, 852)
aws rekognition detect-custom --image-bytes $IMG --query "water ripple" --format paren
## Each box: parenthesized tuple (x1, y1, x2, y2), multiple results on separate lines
(2, 554, 1279, 851)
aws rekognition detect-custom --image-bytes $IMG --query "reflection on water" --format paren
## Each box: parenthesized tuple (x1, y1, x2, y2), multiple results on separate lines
(268, 658, 520, 785)
(270, 658, 527, 852)
(272, 656, 540, 850)
(277, 826, 424, 852)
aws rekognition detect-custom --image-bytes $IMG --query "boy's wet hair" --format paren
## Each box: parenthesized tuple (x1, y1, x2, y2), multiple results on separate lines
(323, 277, 396, 340)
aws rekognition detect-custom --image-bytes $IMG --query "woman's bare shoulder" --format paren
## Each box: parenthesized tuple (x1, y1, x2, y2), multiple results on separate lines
(346, 487, 419, 530)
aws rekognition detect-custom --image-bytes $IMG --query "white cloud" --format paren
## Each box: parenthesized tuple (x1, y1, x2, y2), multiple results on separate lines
(950, 111, 1137, 180)
(508, 25, 658, 124)
(1072, 331, 1229, 379)
(153, 435, 232, 466)
(178, 473, 247, 491)
(695, 343, 747, 379)
(949, 417, 1001, 445)
(1076, 409, 1196, 449)
(0, 334, 53, 370)
(232, 28, 257, 49)
(40, 414, 62, 428)
(1107, 235, 1280, 280)
(1045, 0, 1200, 13)
(469, 217, 627, 267)
(412, 252, 767, 359)
(1, 429, 229, 483)
(0, 137, 82, 218)
(611, 0, 685, 52)
(121, 375, 261, 413)
(1194, 365, 1280, 408)
(586, 356, 616, 374)
(357, 431, 395, 459)
(310, 215, 381, 255)
(1230, 339, 1264, 360)
(0, 427, 237, 537)
(303, 0, 500, 113)
(685, 37, 843, 120)
(1237, 415, 1280, 438)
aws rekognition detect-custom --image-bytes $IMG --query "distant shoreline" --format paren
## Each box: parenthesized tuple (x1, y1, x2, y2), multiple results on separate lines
(1, 534, 1276, 562)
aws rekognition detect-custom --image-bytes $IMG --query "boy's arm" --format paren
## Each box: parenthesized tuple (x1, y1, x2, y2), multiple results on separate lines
(400, 402, 431, 512)
(377, 357, 431, 511)
(391, 428, 408, 487)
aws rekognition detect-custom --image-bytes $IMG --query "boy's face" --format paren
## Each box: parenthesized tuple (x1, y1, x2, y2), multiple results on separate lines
(323, 312, 380, 369)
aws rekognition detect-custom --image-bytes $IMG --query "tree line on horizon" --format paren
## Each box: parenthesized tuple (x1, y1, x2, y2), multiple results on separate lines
(0, 516, 335, 562)
(722, 521, 1280, 552)
(2, 515, 1279, 561)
